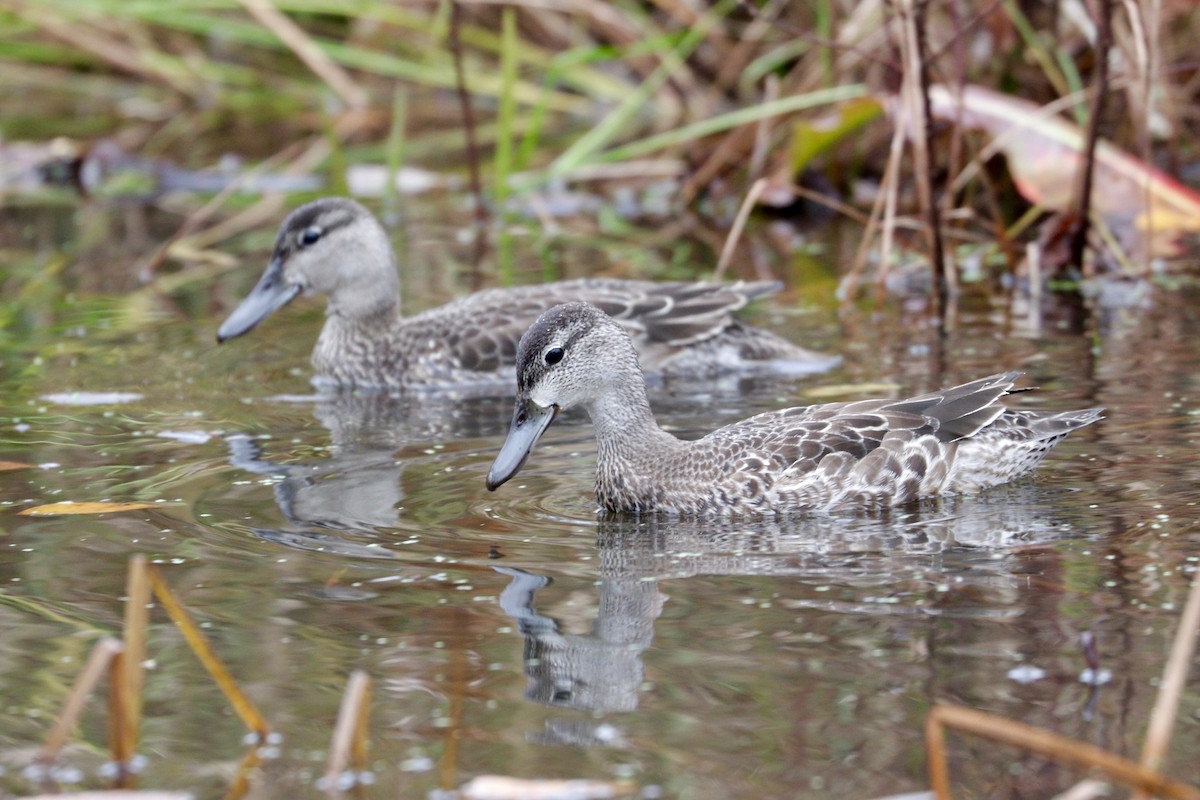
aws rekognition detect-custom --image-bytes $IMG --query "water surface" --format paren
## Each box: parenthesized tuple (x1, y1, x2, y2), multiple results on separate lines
(2, 204, 1199, 799)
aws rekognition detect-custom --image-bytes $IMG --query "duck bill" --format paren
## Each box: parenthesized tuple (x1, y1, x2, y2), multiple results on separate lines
(486, 399, 559, 491)
(216, 256, 302, 342)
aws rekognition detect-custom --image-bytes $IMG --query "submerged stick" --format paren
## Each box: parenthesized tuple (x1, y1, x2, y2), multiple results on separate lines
(324, 670, 373, 790)
(926, 704, 1200, 800)
(38, 637, 123, 764)
(1135, 569, 1200, 798)
(147, 568, 271, 739)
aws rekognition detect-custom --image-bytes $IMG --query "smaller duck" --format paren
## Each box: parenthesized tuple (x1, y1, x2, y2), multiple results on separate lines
(216, 197, 836, 391)
(487, 302, 1103, 515)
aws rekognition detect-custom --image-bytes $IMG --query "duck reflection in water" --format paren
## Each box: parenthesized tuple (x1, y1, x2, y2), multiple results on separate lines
(493, 491, 1086, 747)
(225, 391, 513, 552)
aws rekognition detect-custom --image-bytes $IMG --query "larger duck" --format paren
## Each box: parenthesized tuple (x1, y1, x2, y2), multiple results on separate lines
(217, 197, 835, 390)
(486, 302, 1103, 515)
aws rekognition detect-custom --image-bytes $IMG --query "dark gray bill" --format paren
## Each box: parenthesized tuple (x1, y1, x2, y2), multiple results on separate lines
(216, 257, 302, 342)
(486, 399, 559, 491)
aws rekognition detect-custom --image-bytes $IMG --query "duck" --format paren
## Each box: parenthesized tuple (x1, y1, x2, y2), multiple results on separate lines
(486, 301, 1103, 515)
(216, 197, 836, 391)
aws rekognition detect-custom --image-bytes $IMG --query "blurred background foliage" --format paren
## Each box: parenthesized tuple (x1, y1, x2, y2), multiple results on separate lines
(0, 0, 1198, 323)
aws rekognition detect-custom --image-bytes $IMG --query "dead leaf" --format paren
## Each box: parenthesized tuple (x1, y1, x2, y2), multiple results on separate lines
(19, 501, 157, 516)
(0, 461, 33, 472)
(925, 84, 1200, 258)
(460, 775, 633, 800)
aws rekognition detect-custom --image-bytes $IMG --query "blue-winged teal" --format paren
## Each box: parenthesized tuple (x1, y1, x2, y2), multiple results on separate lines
(217, 197, 836, 390)
(486, 302, 1103, 515)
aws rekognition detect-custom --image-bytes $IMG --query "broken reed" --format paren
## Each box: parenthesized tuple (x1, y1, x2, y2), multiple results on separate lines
(927, 569, 1200, 799)
(37, 555, 271, 788)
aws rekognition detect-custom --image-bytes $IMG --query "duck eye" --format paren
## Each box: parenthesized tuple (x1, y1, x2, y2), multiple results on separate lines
(300, 227, 323, 246)
(544, 347, 564, 365)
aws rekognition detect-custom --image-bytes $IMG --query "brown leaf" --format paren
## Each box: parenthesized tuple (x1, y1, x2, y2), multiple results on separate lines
(460, 776, 633, 800)
(925, 85, 1200, 257)
(19, 501, 157, 516)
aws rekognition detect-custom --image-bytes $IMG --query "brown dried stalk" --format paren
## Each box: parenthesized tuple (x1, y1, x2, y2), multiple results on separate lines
(1134, 569, 1200, 799)
(926, 703, 1200, 800)
(37, 637, 123, 765)
(324, 669, 373, 791)
(1067, 0, 1114, 273)
(147, 567, 271, 739)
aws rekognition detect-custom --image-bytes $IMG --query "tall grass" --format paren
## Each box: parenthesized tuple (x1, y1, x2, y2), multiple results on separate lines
(1, 0, 1197, 293)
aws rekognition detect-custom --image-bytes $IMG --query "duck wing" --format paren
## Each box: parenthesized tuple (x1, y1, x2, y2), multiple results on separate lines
(406, 279, 783, 378)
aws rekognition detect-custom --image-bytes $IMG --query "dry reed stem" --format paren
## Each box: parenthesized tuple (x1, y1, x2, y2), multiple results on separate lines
(1025, 241, 1042, 335)
(899, 0, 952, 320)
(782, 181, 871, 226)
(237, 0, 367, 109)
(3, 0, 198, 96)
(324, 670, 373, 790)
(839, 121, 899, 304)
(114, 555, 151, 769)
(925, 704, 1200, 800)
(749, 75, 780, 177)
(678, 124, 758, 206)
(448, 0, 489, 272)
(142, 140, 308, 279)
(182, 115, 366, 255)
(438, 622, 470, 790)
(224, 745, 264, 800)
(38, 637, 123, 764)
(716, 0, 788, 90)
(925, 704, 950, 798)
(1134, 569, 1200, 799)
(146, 568, 271, 739)
(107, 650, 135, 788)
(1067, 0, 1114, 273)
(1120, 0, 1157, 275)
(874, 107, 906, 304)
(713, 178, 769, 280)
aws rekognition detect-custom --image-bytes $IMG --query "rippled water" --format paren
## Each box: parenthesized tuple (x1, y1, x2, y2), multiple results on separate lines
(2, 208, 1200, 799)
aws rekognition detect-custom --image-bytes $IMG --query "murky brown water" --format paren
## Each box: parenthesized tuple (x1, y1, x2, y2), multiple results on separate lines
(2, 200, 1199, 799)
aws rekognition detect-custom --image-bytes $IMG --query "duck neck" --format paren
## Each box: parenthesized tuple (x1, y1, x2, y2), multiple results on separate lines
(587, 376, 682, 510)
(313, 295, 404, 387)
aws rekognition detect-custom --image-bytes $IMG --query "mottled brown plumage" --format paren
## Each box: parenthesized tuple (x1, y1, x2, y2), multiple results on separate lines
(487, 302, 1103, 515)
(217, 197, 836, 390)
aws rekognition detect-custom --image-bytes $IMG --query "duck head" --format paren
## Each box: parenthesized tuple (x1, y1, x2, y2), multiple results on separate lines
(487, 302, 638, 491)
(217, 197, 399, 342)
